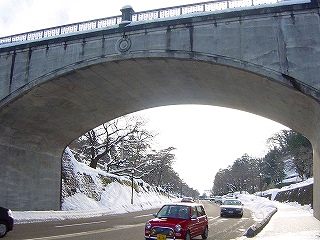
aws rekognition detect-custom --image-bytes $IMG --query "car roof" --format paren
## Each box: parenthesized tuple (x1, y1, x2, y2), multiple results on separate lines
(163, 202, 203, 207)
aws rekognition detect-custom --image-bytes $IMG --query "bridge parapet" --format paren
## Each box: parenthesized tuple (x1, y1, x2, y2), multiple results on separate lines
(0, 0, 310, 47)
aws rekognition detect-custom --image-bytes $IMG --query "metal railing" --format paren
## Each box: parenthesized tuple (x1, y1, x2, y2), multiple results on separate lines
(131, 0, 280, 21)
(0, 0, 309, 46)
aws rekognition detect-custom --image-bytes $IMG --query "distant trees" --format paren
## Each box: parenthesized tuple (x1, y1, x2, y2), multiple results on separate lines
(141, 147, 176, 186)
(67, 115, 198, 197)
(260, 148, 285, 188)
(212, 154, 260, 195)
(212, 129, 313, 195)
(267, 130, 313, 180)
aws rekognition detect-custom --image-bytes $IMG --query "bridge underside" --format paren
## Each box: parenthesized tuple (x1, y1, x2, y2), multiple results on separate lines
(0, 57, 319, 218)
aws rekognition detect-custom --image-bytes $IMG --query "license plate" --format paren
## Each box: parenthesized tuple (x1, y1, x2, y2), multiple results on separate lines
(157, 234, 166, 240)
(228, 211, 234, 213)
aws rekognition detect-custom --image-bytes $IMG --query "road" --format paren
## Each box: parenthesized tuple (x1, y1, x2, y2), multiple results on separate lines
(6, 201, 255, 240)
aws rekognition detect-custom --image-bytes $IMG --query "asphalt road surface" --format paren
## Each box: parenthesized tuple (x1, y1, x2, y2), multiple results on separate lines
(6, 201, 255, 240)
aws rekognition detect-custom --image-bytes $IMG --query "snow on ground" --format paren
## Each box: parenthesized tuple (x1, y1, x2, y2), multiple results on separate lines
(61, 148, 175, 212)
(239, 194, 277, 221)
(62, 181, 173, 214)
(12, 188, 312, 225)
(13, 181, 175, 224)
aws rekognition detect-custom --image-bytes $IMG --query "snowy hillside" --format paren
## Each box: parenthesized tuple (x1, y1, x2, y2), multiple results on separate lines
(61, 147, 175, 212)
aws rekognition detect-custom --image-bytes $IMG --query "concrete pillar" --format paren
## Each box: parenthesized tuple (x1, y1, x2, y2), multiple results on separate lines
(121, 5, 134, 22)
(0, 145, 61, 211)
(313, 143, 320, 220)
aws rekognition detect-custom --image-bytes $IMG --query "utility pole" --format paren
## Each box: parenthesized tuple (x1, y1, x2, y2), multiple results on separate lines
(131, 169, 134, 204)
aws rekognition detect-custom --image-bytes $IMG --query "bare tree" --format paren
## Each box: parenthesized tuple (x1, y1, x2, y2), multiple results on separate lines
(69, 115, 154, 170)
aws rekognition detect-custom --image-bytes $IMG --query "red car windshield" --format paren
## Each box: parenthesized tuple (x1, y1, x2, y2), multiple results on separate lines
(157, 205, 189, 220)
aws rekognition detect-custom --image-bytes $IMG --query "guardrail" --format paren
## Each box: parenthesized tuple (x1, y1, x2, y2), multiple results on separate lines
(0, 0, 308, 46)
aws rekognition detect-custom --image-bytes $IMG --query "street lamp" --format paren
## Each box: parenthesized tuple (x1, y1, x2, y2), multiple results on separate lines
(243, 179, 246, 194)
(131, 169, 134, 204)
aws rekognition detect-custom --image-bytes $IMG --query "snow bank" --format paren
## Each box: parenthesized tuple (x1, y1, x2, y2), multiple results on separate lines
(239, 194, 277, 221)
(61, 147, 175, 211)
(13, 184, 173, 224)
(62, 181, 172, 213)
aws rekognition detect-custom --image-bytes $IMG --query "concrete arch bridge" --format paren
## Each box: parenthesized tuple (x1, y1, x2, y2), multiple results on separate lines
(0, 0, 319, 220)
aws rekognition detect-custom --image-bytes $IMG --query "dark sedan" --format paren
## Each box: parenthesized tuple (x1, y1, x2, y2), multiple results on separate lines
(0, 207, 14, 238)
(220, 199, 243, 217)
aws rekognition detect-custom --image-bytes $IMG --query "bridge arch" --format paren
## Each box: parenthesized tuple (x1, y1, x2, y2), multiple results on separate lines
(1, 51, 318, 152)
(1, 53, 319, 214)
(0, 0, 319, 220)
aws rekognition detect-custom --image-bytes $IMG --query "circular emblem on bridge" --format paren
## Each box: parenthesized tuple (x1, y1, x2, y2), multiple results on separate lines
(116, 37, 131, 53)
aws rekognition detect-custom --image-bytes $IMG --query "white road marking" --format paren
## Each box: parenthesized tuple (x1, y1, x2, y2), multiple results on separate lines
(134, 213, 153, 218)
(208, 216, 220, 221)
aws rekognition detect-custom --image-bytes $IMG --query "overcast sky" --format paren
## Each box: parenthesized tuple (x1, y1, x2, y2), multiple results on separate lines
(0, 0, 288, 194)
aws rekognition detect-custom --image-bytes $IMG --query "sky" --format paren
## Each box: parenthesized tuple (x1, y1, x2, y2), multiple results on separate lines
(0, 0, 288, 194)
(137, 105, 287, 193)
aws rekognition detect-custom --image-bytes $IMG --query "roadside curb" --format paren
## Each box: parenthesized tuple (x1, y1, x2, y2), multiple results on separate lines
(244, 208, 278, 238)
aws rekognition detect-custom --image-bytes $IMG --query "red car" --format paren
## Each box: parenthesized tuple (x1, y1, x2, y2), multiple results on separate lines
(145, 202, 208, 240)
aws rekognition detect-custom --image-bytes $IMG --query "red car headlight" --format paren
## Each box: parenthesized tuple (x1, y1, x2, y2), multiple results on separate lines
(145, 222, 151, 230)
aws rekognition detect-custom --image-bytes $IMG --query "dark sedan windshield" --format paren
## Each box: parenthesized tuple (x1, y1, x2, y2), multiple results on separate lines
(157, 205, 189, 220)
